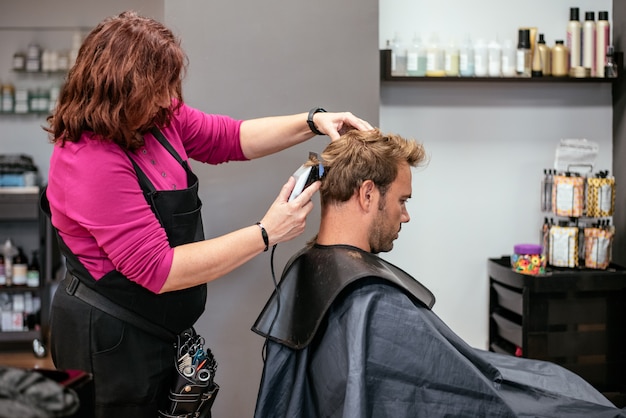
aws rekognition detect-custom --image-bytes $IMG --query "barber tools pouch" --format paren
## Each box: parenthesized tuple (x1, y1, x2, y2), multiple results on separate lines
(158, 328, 219, 418)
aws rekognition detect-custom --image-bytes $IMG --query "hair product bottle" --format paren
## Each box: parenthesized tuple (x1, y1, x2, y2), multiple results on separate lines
(567, 7, 582, 68)
(444, 39, 460, 77)
(459, 35, 475, 77)
(537, 34, 551, 76)
(596, 11, 610, 77)
(604, 45, 619, 78)
(488, 39, 502, 77)
(552, 40, 569, 77)
(425, 33, 445, 77)
(516, 29, 531, 77)
(407, 33, 427, 76)
(474, 39, 488, 77)
(391, 33, 407, 76)
(582, 11, 596, 76)
(501, 38, 516, 77)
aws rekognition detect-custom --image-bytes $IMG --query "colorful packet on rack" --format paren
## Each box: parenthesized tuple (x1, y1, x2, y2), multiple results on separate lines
(549, 225, 578, 268)
(586, 176, 615, 217)
(583, 227, 614, 269)
(552, 175, 585, 217)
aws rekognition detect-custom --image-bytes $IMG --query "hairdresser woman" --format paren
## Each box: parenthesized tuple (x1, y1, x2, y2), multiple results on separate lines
(42, 10, 372, 418)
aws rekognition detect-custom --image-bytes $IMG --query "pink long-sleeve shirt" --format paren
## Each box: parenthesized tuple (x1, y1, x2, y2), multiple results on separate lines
(47, 103, 245, 293)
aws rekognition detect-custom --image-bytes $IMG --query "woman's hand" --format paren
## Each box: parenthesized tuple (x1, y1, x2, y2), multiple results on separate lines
(313, 111, 373, 141)
(260, 176, 321, 246)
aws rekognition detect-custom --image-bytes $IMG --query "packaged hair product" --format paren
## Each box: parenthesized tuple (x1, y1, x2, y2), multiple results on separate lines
(586, 175, 615, 217)
(549, 225, 579, 268)
(552, 174, 585, 217)
(583, 226, 614, 269)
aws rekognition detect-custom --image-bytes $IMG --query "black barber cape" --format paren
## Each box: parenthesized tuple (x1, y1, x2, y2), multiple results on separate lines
(252, 244, 625, 418)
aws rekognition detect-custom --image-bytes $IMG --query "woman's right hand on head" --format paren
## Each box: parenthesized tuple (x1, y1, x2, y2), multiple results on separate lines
(260, 176, 321, 246)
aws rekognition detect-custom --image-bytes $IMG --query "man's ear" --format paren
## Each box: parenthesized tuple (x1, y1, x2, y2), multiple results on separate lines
(358, 180, 377, 211)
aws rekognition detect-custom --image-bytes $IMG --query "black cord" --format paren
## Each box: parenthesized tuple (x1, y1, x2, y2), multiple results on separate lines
(261, 243, 280, 363)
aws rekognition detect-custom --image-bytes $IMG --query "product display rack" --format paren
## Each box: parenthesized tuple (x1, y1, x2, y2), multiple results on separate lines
(0, 186, 60, 356)
(380, 49, 623, 83)
(488, 256, 626, 407)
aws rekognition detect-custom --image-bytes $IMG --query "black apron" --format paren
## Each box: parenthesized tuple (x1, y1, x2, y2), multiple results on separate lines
(42, 128, 206, 418)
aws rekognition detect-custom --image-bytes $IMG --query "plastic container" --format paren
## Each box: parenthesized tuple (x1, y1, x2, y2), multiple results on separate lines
(552, 40, 569, 77)
(511, 244, 546, 275)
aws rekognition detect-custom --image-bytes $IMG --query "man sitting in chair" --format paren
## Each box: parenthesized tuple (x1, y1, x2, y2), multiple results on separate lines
(252, 129, 625, 418)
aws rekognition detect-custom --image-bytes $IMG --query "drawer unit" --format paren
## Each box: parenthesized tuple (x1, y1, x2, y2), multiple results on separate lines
(488, 257, 626, 398)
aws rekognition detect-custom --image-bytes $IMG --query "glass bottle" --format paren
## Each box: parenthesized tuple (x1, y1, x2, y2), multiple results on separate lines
(459, 35, 474, 77)
(27, 250, 40, 288)
(12, 247, 28, 286)
(604, 45, 618, 78)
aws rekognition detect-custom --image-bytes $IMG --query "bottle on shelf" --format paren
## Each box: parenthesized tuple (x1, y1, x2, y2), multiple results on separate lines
(532, 34, 550, 77)
(488, 38, 502, 77)
(1, 239, 18, 286)
(501, 39, 516, 77)
(567, 7, 582, 69)
(474, 38, 488, 77)
(459, 34, 475, 77)
(516, 29, 531, 77)
(444, 39, 460, 77)
(604, 45, 619, 78)
(596, 11, 610, 78)
(12, 51, 26, 71)
(537, 34, 551, 76)
(12, 247, 28, 287)
(407, 33, 426, 76)
(391, 33, 407, 76)
(25, 43, 41, 73)
(582, 11, 596, 76)
(425, 33, 444, 77)
(27, 250, 40, 288)
(552, 40, 569, 77)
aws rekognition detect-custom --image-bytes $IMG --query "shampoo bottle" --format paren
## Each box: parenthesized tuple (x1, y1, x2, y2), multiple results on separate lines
(391, 33, 407, 76)
(501, 39, 516, 77)
(596, 11, 610, 77)
(425, 33, 444, 77)
(407, 33, 424, 76)
(582, 12, 596, 76)
(459, 35, 475, 77)
(537, 33, 552, 77)
(567, 7, 582, 68)
(474, 39, 488, 77)
(552, 40, 569, 77)
(488, 39, 502, 77)
(444, 39, 460, 77)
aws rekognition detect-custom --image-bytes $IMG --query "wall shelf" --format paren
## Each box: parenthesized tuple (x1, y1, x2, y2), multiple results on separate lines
(380, 49, 622, 84)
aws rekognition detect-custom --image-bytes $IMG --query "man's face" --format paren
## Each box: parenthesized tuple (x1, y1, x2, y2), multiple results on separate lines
(369, 162, 412, 254)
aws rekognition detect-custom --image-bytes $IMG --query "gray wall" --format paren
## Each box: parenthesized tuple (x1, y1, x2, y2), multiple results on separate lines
(164, 1, 380, 416)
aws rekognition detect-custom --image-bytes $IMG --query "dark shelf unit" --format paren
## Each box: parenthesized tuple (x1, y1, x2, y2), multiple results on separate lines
(0, 187, 60, 354)
(488, 256, 626, 406)
(380, 49, 623, 83)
